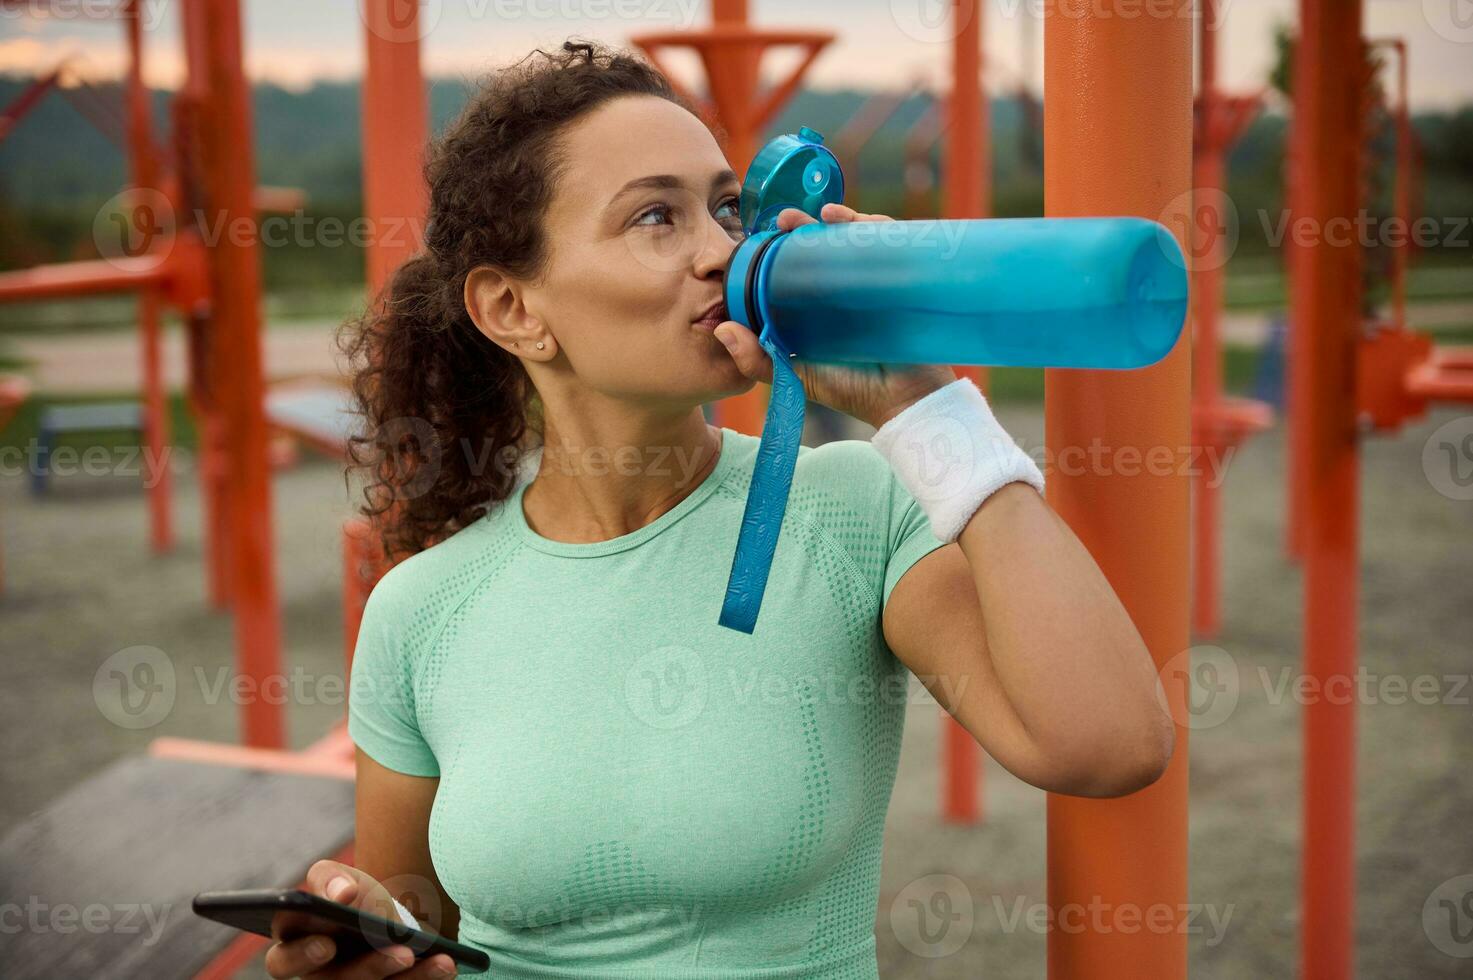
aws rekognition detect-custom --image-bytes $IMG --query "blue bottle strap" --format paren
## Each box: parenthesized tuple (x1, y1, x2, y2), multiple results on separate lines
(717, 329, 805, 634)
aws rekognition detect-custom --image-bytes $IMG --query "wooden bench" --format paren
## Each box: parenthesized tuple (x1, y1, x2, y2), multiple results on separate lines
(0, 748, 355, 979)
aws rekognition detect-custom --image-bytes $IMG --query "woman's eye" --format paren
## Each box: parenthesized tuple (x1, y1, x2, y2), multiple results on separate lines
(634, 203, 673, 227)
(633, 197, 744, 230)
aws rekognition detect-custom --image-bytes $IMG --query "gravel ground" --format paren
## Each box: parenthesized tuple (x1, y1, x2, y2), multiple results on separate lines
(1, 403, 1470, 978)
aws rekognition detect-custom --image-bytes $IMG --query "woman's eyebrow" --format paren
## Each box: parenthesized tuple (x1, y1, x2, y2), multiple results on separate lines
(605, 168, 741, 211)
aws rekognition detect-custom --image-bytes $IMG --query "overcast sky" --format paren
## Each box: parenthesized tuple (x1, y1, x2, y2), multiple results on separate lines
(1, 0, 1470, 109)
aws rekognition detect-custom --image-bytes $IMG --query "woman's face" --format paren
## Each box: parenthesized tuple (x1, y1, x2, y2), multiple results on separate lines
(516, 94, 753, 407)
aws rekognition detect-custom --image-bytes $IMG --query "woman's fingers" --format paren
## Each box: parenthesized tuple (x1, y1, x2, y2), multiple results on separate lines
(301, 944, 417, 980)
(775, 207, 818, 231)
(713, 322, 773, 384)
(381, 953, 459, 978)
(265, 934, 337, 978)
(303, 860, 365, 907)
(268, 935, 459, 980)
(775, 203, 894, 231)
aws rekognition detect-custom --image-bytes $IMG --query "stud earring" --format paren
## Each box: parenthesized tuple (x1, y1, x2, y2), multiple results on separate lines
(536, 342, 545, 350)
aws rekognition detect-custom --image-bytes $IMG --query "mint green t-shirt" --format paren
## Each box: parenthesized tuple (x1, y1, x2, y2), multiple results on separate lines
(348, 426, 947, 978)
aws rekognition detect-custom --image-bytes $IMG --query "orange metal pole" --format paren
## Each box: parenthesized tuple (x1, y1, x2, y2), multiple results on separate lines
(708, 0, 765, 437)
(179, 0, 233, 610)
(1191, 0, 1226, 637)
(123, 0, 175, 555)
(940, 0, 988, 827)
(711, 0, 758, 169)
(361, 0, 429, 296)
(194, 0, 286, 749)
(1295, 1, 1363, 976)
(1043, 6, 1191, 978)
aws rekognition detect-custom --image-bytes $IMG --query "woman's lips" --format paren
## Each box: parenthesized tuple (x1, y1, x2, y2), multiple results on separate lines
(693, 303, 727, 331)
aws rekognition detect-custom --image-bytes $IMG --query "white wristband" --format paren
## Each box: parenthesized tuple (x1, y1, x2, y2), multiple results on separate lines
(871, 377, 1044, 542)
(389, 896, 421, 930)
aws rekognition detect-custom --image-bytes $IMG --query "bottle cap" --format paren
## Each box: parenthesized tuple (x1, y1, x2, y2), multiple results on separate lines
(739, 126, 846, 234)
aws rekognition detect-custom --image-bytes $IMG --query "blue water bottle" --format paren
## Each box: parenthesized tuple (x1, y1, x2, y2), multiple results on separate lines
(716, 127, 1188, 635)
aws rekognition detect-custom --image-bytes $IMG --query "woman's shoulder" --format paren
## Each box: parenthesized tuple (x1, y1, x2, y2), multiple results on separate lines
(780, 437, 904, 547)
(361, 507, 517, 624)
(794, 437, 893, 498)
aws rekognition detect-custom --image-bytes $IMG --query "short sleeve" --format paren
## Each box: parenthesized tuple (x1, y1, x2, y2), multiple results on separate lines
(348, 569, 441, 778)
(881, 463, 948, 610)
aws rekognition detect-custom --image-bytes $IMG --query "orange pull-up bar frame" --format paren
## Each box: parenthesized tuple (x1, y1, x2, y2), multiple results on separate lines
(1043, 6, 1191, 977)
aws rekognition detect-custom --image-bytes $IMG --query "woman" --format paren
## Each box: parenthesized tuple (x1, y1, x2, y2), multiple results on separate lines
(266, 40, 1173, 980)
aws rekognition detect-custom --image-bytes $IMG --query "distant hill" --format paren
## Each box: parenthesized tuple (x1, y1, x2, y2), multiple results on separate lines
(2, 72, 1470, 276)
(0, 73, 1040, 208)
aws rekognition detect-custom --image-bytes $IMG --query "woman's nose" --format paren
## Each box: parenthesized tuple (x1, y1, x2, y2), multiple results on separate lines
(695, 214, 741, 279)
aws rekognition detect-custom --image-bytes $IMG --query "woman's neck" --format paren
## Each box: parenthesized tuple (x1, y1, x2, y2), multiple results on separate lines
(519, 412, 723, 544)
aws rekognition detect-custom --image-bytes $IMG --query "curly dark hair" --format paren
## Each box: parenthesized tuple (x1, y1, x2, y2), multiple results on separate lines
(338, 39, 702, 562)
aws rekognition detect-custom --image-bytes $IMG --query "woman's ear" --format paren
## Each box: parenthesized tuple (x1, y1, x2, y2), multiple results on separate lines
(464, 265, 553, 358)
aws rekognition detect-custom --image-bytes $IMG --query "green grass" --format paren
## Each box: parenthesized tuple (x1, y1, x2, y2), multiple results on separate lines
(1226, 259, 1473, 311)
(984, 343, 1272, 405)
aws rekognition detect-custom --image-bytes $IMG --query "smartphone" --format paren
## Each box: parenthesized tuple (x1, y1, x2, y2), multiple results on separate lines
(192, 888, 490, 971)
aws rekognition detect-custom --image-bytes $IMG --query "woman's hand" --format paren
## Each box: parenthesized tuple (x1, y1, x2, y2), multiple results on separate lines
(713, 202, 958, 430)
(263, 860, 457, 979)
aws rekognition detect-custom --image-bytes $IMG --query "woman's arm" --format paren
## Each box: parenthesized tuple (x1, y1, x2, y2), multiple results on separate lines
(262, 753, 459, 978)
(882, 483, 1175, 798)
(354, 749, 461, 940)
